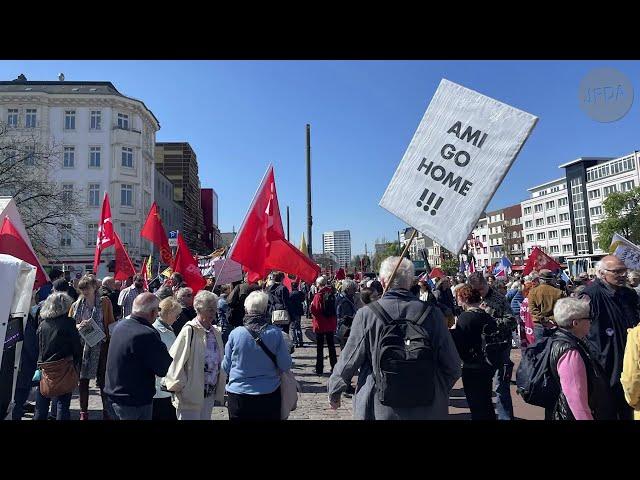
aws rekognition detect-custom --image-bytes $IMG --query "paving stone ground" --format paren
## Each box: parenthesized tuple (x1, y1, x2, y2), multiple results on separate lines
(19, 315, 543, 421)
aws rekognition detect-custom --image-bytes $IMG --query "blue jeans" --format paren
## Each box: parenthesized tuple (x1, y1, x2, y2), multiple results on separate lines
(290, 315, 303, 346)
(34, 389, 71, 420)
(493, 349, 514, 420)
(107, 398, 153, 420)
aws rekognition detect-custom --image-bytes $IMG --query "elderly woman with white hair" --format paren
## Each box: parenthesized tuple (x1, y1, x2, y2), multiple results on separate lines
(222, 290, 293, 420)
(547, 297, 615, 420)
(164, 290, 226, 420)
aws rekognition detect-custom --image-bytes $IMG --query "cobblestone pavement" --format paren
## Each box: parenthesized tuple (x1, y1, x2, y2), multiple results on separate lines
(18, 316, 543, 421)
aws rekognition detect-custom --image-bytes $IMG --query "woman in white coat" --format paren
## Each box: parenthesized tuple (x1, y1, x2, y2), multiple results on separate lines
(164, 290, 226, 420)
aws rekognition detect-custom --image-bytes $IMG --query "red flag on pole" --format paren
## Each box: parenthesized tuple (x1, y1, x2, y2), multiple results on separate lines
(228, 165, 320, 284)
(0, 216, 48, 289)
(141, 201, 173, 266)
(93, 192, 115, 274)
(173, 232, 206, 293)
(113, 231, 136, 281)
(140, 256, 149, 290)
(523, 246, 561, 275)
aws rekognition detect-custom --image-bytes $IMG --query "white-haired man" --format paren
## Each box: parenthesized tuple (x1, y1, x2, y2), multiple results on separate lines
(104, 293, 173, 420)
(328, 257, 461, 419)
(579, 255, 639, 420)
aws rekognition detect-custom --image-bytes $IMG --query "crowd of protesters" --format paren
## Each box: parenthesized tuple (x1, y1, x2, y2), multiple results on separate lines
(8, 252, 640, 421)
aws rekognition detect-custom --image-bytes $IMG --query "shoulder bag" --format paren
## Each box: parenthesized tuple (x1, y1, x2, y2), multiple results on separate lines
(245, 325, 299, 419)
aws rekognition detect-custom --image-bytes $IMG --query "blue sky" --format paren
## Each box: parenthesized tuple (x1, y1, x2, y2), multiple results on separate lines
(3, 60, 640, 256)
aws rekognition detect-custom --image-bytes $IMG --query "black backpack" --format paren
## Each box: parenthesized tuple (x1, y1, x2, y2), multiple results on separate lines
(369, 301, 436, 408)
(480, 318, 513, 367)
(321, 290, 336, 316)
(515, 336, 560, 409)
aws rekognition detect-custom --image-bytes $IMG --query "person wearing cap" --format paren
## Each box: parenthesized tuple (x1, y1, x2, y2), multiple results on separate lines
(204, 275, 215, 292)
(579, 256, 639, 420)
(528, 269, 564, 341)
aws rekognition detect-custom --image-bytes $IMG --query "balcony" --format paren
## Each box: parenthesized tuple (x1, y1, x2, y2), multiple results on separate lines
(112, 125, 142, 147)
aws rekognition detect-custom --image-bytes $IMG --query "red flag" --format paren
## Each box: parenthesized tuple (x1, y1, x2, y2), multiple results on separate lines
(228, 165, 320, 284)
(141, 202, 173, 266)
(113, 231, 136, 281)
(336, 268, 346, 280)
(140, 257, 149, 290)
(523, 246, 561, 275)
(428, 267, 445, 279)
(282, 274, 293, 292)
(93, 193, 115, 274)
(173, 232, 206, 293)
(0, 216, 48, 289)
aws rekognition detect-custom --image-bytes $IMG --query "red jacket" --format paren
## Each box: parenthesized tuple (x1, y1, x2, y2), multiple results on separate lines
(311, 286, 337, 334)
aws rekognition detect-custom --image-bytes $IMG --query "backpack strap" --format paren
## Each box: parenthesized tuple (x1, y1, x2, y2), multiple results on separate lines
(245, 325, 278, 369)
(368, 300, 431, 327)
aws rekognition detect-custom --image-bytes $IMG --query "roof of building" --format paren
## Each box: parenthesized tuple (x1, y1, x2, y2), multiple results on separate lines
(557, 156, 614, 169)
(526, 177, 566, 192)
(0, 79, 160, 128)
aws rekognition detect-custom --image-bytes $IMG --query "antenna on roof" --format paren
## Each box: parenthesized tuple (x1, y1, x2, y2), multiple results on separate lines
(58, 73, 65, 81)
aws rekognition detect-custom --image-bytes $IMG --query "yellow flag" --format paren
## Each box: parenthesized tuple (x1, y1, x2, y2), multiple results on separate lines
(161, 267, 173, 277)
(146, 256, 153, 279)
(300, 232, 308, 257)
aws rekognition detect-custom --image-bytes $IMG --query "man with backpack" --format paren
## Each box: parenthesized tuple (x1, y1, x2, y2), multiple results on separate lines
(311, 276, 338, 375)
(327, 257, 461, 419)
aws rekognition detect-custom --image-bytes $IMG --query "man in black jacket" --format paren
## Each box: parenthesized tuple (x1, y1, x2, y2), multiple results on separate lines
(99, 276, 122, 320)
(172, 287, 196, 335)
(580, 255, 639, 420)
(228, 279, 260, 329)
(266, 272, 291, 333)
(104, 293, 173, 421)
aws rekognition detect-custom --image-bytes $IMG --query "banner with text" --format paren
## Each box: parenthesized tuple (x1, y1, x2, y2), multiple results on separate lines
(379, 79, 538, 253)
(611, 233, 640, 270)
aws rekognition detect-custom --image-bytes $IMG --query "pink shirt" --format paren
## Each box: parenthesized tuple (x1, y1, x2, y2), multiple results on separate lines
(557, 349, 593, 420)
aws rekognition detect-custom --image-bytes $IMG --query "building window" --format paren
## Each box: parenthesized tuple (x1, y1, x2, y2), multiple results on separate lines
(524, 206, 532, 215)
(526, 234, 534, 242)
(562, 244, 573, 253)
(117, 113, 129, 130)
(550, 245, 559, 254)
(121, 147, 133, 168)
(24, 145, 35, 165)
(549, 230, 558, 239)
(7, 108, 18, 127)
(537, 232, 546, 241)
(590, 206, 602, 216)
(60, 225, 72, 247)
(25, 109, 37, 128)
(621, 180, 635, 192)
(525, 220, 533, 228)
(535, 218, 544, 227)
(63, 147, 75, 168)
(482, 235, 487, 242)
(545, 201, 555, 209)
(588, 189, 601, 200)
(121, 184, 133, 207)
(558, 197, 568, 207)
(64, 110, 76, 130)
(547, 215, 556, 224)
(87, 223, 98, 247)
(62, 184, 73, 203)
(593, 240, 600, 250)
(559, 213, 570, 222)
(89, 146, 101, 168)
(603, 185, 618, 196)
(561, 228, 571, 237)
(527, 247, 532, 256)
(88, 184, 100, 207)
(534, 204, 543, 213)
(90, 110, 102, 130)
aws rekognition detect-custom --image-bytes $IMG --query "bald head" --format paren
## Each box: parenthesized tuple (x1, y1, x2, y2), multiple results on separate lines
(131, 292, 160, 322)
(102, 276, 116, 290)
(598, 255, 628, 288)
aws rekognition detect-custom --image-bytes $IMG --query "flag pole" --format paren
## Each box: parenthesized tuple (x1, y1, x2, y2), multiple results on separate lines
(383, 228, 417, 296)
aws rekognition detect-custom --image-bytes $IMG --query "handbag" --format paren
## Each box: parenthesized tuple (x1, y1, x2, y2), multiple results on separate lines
(245, 326, 300, 419)
(38, 357, 79, 398)
(272, 309, 290, 326)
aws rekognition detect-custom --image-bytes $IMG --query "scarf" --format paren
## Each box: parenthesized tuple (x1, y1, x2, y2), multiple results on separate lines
(243, 312, 269, 334)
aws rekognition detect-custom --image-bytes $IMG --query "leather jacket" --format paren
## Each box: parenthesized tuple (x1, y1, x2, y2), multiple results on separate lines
(549, 329, 616, 420)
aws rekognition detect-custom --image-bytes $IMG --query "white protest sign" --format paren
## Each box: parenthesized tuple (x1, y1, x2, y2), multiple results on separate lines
(379, 79, 538, 253)
(611, 233, 640, 270)
(214, 257, 243, 284)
